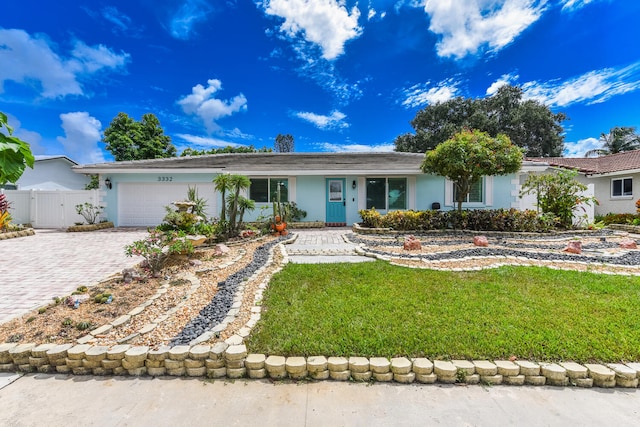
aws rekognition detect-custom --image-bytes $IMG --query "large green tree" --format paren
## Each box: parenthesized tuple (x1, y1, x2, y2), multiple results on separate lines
(585, 126, 640, 157)
(421, 129, 523, 211)
(0, 112, 34, 185)
(396, 85, 566, 157)
(275, 133, 294, 152)
(103, 112, 176, 161)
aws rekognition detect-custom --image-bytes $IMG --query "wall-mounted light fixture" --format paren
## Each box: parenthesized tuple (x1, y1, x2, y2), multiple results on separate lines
(352, 180, 357, 189)
(105, 178, 112, 190)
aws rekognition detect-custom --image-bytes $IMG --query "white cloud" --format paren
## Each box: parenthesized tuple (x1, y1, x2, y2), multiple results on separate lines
(368, 8, 377, 20)
(560, 0, 595, 12)
(177, 79, 248, 133)
(168, 0, 214, 40)
(401, 78, 461, 108)
(56, 112, 104, 163)
(262, 0, 363, 60)
(563, 137, 600, 157)
(521, 61, 640, 107)
(315, 142, 395, 152)
(0, 29, 129, 98)
(486, 73, 520, 95)
(423, 0, 547, 59)
(176, 133, 244, 148)
(295, 110, 349, 129)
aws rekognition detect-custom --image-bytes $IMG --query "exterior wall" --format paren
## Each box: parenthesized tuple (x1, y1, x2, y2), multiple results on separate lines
(587, 173, 639, 216)
(17, 158, 90, 190)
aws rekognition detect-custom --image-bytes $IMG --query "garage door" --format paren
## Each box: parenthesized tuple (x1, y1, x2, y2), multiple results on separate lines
(118, 183, 215, 226)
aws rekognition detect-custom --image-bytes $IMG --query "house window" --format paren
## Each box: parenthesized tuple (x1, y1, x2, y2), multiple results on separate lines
(611, 178, 632, 197)
(366, 178, 407, 210)
(249, 178, 288, 202)
(453, 179, 484, 203)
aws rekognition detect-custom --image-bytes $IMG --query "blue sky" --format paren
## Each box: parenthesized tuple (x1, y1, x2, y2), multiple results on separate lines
(1, 0, 639, 163)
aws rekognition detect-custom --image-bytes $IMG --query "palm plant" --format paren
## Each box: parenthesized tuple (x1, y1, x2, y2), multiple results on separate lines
(227, 174, 251, 233)
(585, 126, 640, 157)
(213, 174, 232, 222)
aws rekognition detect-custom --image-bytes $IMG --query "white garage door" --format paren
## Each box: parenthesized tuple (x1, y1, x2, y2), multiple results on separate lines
(118, 183, 215, 226)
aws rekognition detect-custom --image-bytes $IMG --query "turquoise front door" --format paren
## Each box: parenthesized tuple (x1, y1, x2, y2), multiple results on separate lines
(326, 178, 346, 225)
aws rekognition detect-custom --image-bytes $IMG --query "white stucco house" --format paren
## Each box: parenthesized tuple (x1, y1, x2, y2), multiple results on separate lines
(528, 150, 640, 217)
(72, 152, 549, 227)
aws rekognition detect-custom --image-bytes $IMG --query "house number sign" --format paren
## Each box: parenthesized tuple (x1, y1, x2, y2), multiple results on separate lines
(157, 176, 174, 182)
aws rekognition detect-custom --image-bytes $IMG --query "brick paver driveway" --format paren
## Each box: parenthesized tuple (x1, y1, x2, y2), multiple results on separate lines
(0, 228, 148, 324)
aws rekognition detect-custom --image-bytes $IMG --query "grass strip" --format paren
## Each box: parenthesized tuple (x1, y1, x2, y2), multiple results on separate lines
(246, 261, 640, 362)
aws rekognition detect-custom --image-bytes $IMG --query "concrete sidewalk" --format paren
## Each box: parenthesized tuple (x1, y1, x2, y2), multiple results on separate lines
(0, 228, 148, 324)
(285, 228, 373, 264)
(1, 373, 639, 426)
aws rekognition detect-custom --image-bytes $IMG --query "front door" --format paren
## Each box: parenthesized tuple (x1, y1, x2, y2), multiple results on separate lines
(326, 178, 346, 225)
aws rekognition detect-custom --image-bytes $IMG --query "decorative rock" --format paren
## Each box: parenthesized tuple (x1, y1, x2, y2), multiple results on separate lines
(403, 235, 422, 251)
(494, 360, 520, 377)
(412, 358, 434, 375)
(349, 357, 370, 373)
(515, 360, 540, 376)
(560, 362, 588, 379)
(301, 356, 326, 374)
(564, 240, 582, 254)
(111, 315, 131, 327)
(215, 244, 230, 255)
(328, 357, 348, 372)
(452, 360, 475, 375)
(473, 236, 489, 247)
(619, 239, 637, 249)
(390, 357, 412, 375)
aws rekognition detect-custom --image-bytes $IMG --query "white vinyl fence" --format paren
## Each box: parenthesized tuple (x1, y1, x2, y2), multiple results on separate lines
(2, 189, 101, 228)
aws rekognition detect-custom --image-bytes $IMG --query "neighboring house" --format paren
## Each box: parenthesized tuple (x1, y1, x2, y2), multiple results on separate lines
(12, 155, 91, 190)
(528, 150, 640, 216)
(72, 152, 549, 227)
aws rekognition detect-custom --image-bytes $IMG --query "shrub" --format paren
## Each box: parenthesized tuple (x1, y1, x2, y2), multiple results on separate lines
(125, 229, 194, 277)
(359, 208, 384, 228)
(599, 213, 640, 225)
(75, 202, 104, 224)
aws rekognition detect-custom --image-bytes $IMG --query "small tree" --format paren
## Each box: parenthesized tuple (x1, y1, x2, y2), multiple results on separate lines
(421, 129, 523, 211)
(0, 111, 34, 186)
(275, 134, 294, 152)
(519, 169, 597, 228)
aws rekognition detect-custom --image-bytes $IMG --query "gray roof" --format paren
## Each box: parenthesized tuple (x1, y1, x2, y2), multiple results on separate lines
(73, 152, 428, 173)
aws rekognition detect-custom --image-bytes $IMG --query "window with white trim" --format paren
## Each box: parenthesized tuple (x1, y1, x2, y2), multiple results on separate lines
(611, 177, 632, 197)
(453, 179, 483, 203)
(249, 178, 288, 202)
(366, 177, 407, 210)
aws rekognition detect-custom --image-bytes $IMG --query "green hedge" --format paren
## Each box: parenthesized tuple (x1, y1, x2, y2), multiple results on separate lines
(358, 208, 555, 232)
(597, 213, 640, 226)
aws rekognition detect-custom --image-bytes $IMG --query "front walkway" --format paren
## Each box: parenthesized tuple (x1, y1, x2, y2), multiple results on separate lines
(285, 228, 373, 263)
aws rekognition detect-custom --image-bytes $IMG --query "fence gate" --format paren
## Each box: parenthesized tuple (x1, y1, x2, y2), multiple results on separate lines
(3, 189, 100, 228)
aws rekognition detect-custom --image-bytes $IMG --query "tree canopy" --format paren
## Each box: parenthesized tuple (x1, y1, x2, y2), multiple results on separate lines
(395, 85, 566, 157)
(180, 145, 272, 156)
(585, 126, 640, 157)
(0, 111, 34, 185)
(275, 134, 294, 152)
(102, 112, 176, 161)
(421, 129, 523, 211)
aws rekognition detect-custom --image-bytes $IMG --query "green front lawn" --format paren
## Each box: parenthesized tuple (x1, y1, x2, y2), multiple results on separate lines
(246, 261, 640, 362)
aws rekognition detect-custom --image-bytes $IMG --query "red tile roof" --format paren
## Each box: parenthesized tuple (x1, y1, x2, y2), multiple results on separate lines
(528, 150, 640, 174)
